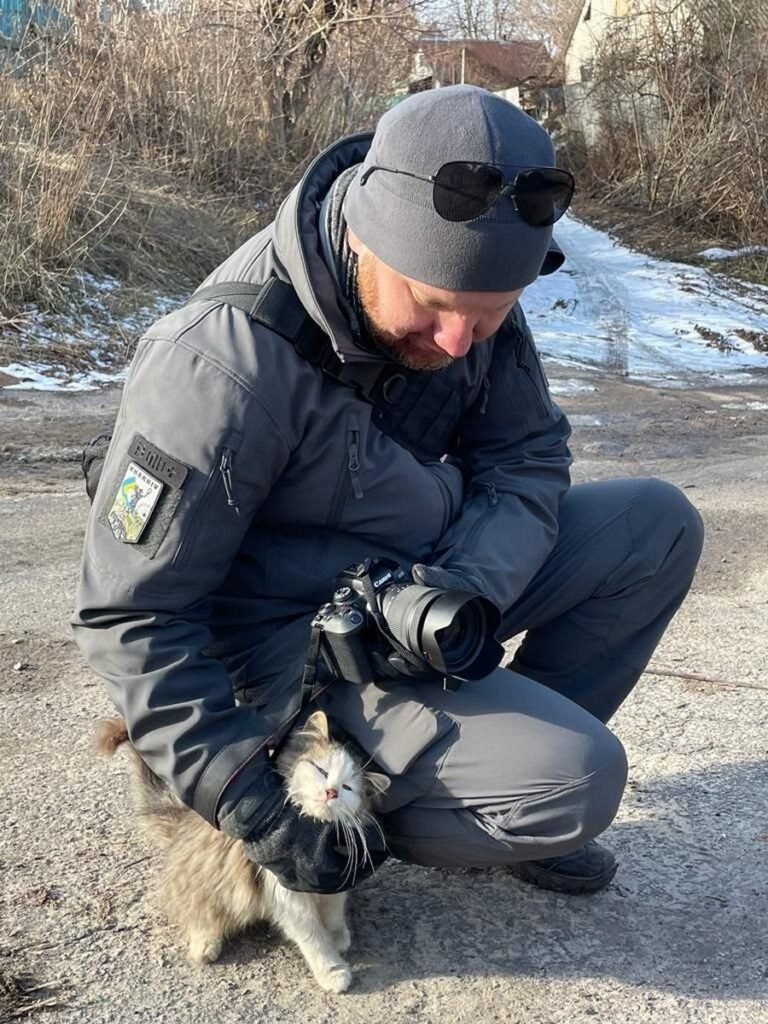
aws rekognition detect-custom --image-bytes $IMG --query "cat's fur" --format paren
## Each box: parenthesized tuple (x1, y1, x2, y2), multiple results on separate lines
(95, 711, 389, 993)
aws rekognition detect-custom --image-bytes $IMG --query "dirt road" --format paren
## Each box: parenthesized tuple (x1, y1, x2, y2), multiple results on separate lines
(1, 375, 766, 1024)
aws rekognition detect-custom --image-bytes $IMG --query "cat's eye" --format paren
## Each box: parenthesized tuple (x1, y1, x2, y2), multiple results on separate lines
(342, 784, 352, 792)
(310, 761, 328, 778)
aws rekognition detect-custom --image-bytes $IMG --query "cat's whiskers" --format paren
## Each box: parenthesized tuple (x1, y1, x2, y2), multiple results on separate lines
(356, 751, 378, 773)
(332, 810, 356, 885)
(336, 804, 379, 883)
(357, 808, 387, 848)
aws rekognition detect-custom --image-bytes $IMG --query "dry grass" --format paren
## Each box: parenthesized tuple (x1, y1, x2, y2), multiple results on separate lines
(0, 0, 415, 318)
(0, 968, 71, 1019)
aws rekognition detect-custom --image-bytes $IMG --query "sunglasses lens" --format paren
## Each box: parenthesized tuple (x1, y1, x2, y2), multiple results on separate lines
(433, 162, 504, 222)
(514, 168, 574, 227)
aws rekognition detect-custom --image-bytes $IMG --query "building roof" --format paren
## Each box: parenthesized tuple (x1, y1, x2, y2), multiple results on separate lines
(415, 37, 550, 85)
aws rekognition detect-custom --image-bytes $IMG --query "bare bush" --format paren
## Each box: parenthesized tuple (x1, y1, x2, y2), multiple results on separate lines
(431, 0, 582, 58)
(573, 0, 768, 248)
(0, 0, 416, 314)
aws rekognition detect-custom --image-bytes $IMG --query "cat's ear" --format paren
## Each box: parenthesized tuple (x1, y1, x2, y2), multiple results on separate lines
(305, 710, 330, 741)
(364, 770, 391, 799)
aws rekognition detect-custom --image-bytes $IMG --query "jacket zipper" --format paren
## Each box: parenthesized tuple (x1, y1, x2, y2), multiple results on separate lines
(328, 427, 364, 526)
(219, 448, 240, 516)
(521, 362, 550, 417)
(515, 341, 550, 418)
(479, 374, 491, 414)
(463, 481, 500, 548)
(347, 434, 364, 500)
(173, 444, 239, 568)
(482, 481, 499, 507)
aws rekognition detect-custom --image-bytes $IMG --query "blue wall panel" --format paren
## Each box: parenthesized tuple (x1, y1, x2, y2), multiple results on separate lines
(0, 0, 28, 42)
(0, 0, 63, 42)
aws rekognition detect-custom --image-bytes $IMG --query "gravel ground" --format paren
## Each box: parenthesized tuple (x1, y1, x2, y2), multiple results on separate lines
(1, 377, 766, 1024)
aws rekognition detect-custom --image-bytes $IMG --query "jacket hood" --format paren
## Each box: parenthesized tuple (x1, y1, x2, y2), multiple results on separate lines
(271, 131, 377, 364)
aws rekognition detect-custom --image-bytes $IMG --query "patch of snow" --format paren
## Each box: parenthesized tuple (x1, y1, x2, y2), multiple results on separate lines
(698, 245, 768, 261)
(75, 272, 121, 293)
(548, 378, 596, 396)
(568, 415, 603, 426)
(526, 215, 768, 388)
(0, 279, 181, 392)
(0, 362, 129, 391)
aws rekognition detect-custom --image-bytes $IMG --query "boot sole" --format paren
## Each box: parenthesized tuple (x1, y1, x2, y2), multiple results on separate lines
(510, 859, 618, 895)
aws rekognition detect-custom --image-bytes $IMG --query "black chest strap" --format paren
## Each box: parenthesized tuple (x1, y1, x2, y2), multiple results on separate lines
(186, 279, 390, 397)
(184, 278, 463, 460)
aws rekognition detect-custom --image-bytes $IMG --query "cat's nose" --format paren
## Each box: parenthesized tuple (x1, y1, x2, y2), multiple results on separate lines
(325, 787, 338, 801)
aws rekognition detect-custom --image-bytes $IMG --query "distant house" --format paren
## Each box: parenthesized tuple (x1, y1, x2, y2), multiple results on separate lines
(409, 35, 557, 120)
(564, 0, 627, 91)
(562, 0, 688, 145)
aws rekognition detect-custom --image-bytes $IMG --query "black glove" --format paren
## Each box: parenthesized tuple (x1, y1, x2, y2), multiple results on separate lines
(412, 563, 485, 595)
(242, 782, 389, 894)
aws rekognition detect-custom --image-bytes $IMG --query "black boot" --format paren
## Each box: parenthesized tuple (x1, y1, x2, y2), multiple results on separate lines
(509, 840, 617, 895)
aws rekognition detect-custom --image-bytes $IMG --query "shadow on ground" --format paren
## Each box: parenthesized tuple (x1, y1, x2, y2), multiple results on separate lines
(214, 759, 768, 1002)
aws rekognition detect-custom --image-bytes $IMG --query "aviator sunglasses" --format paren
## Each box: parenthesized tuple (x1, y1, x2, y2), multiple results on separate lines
(360, 161, 575, 227)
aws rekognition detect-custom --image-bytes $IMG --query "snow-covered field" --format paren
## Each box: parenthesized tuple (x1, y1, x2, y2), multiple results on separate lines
(1, 218, 767, 393)
(525, 216, 768, 388)
(0, 274, 180, 392)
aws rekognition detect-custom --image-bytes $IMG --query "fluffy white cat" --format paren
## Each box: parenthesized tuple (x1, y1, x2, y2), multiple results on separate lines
(95, 711, 389, 992)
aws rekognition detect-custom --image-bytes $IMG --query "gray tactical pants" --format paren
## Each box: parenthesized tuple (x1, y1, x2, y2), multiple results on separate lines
(317, 476, 704, 868)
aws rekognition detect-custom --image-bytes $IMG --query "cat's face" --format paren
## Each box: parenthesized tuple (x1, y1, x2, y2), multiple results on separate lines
(288, 743, 366, 823)
(278, 711, 389, 825)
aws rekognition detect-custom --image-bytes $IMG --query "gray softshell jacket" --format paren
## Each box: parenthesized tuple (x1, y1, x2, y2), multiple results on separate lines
(72, 131, 573, 837)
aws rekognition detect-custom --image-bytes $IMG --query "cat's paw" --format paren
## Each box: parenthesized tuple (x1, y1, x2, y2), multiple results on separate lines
(316, 962, 352, 993)
(188, 933, 223, 965)
(331, 924, 352, 953)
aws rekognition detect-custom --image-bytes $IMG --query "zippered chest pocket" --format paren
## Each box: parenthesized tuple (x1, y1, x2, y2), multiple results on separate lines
(327, 419, 365, 529)
(507, 323, 554, 427)
(172, 430, 244, 571)
(322, 414, 454, 555)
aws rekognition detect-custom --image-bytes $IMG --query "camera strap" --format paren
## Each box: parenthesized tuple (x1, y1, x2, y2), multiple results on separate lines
(299, 616, 367, 706)
(185, 277, 405, 407)
(300, 620, 326, 703)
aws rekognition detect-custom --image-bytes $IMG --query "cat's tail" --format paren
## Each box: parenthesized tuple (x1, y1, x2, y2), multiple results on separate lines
(93, 716, 131, 756)
(93, 716, 189, 848)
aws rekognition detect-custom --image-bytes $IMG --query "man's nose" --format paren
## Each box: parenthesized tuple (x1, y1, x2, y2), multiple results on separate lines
(432, 313, 476, 359)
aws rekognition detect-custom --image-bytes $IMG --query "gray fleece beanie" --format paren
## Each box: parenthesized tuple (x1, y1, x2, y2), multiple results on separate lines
(343, 85, 564, 292)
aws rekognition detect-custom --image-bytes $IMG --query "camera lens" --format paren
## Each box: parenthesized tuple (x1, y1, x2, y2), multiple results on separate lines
(435, 602, 484, 664)
(380, 583, 501, 680)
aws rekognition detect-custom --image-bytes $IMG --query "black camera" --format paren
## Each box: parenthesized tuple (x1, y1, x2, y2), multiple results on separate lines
(310, 557, 503, 689)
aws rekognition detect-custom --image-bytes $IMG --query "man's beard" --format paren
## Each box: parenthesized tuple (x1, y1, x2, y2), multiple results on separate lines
(355, 252, 454, 372)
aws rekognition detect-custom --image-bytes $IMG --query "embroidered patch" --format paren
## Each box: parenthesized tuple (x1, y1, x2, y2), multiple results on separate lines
(107, 462, 164, 543)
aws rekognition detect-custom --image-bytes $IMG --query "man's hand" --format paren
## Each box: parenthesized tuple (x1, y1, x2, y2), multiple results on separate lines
(243, 789, 389, 893)
(411, 563, 485, 595)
